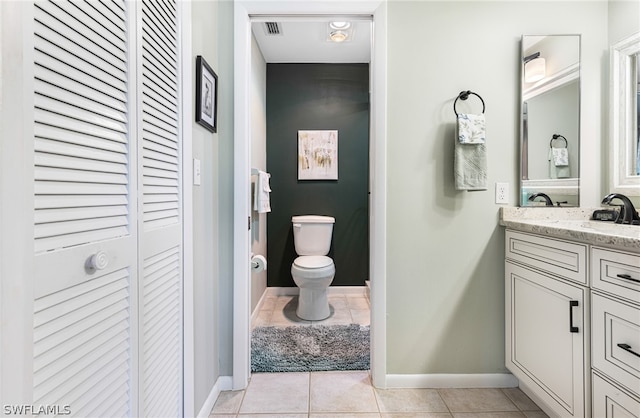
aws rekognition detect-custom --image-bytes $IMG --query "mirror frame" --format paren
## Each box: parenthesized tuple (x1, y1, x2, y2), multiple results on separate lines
(610, 31, 640, 195)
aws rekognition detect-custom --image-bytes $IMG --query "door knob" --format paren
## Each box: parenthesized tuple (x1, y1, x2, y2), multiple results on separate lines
(87, 251, 109, 270)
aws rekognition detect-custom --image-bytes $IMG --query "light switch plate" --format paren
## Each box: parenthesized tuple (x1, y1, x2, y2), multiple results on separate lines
(193, 158, 201, 185)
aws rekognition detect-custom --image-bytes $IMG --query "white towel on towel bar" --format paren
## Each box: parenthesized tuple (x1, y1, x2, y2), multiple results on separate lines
(454, 115, 487, 191)
(253, 170, 272, 213)
(548, 148, 571, 179)
(550, 148, 569, 167)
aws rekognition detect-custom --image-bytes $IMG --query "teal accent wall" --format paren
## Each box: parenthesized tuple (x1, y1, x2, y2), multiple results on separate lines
(266, 63, 370, 287)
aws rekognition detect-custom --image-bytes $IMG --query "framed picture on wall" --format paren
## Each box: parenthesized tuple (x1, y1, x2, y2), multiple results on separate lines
(298, 130, 338, 180)
(195, 55, 218, 132)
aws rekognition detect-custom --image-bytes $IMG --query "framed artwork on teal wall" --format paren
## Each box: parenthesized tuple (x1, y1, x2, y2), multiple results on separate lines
(297, 130, 338, 180)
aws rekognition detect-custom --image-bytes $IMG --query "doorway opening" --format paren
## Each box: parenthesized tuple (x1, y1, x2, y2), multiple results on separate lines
(233, 1, 388, 390)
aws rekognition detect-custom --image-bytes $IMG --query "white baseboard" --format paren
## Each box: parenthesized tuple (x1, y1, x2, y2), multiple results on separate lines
(265, 286, 367, 297)
(196, 375, 233, 418)
(385, 373, 518, 389)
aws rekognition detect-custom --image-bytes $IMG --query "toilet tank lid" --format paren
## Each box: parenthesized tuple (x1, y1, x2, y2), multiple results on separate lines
(291, 215, 335, 224)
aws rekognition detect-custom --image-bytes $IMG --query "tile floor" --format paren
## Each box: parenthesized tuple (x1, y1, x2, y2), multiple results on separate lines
(211, 291, 548, 418)
(252, 292, 371, 328)
(209, 371, 549, 417)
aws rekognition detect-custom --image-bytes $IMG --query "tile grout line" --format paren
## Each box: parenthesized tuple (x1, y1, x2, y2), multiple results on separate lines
(435, 388, 453, 415)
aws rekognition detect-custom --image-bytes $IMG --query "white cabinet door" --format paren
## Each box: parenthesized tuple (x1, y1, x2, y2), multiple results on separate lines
(506, 261, 589, 417)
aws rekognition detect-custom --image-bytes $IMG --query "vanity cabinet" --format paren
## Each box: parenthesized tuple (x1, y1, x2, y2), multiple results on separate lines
(591, 247, 640, 417)
(505, 229, 640, 417)
(505, 230, 590, 417)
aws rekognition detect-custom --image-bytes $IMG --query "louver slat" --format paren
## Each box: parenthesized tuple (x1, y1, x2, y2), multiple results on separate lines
(34, 0, 130, 253)
(34, 123, 127, 154)
(34, 138, 128, 166)
(35, 228, 129, 254)
(35, 194, 128, 210)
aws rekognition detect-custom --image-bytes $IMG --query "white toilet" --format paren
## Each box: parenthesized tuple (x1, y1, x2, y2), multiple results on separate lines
(291, 215, 336, 320)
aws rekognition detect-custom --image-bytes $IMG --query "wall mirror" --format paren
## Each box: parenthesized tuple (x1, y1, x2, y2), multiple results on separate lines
(610, 32, 640, 196)
(520, 35, 581, 207)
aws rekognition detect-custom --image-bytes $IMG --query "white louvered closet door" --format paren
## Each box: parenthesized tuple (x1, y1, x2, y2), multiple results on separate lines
(31, 0, 183, 416)
(137, 0, 183, 417)
(33, 0, 137, 416)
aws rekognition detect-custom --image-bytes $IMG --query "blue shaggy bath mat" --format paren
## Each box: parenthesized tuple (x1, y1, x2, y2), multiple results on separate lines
(251, 324, 370, 372)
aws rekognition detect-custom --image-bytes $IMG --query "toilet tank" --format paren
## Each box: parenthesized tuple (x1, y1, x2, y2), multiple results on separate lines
(292, 215, 335, 255)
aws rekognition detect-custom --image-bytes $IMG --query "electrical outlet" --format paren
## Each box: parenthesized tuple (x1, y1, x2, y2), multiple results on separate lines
(495, 182, 509, 204)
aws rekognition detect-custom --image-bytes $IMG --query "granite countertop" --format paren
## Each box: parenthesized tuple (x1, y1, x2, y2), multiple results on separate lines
(499, 207, 640, 252)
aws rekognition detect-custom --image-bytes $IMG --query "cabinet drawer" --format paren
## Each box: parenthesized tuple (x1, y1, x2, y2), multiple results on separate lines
(592, 247, 640, 303)
(593, 372, 640, 418)
(506, 230, 588, 285)
(592, 292, 640, 398)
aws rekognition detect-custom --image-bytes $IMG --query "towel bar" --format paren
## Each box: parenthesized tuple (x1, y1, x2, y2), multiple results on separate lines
(453, 90, 485, 117)
(550, 134, 568, 148)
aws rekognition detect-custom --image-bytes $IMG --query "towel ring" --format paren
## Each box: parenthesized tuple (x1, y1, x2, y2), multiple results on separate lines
(550, 134, 568, 148)
(453, 90, 485, 117)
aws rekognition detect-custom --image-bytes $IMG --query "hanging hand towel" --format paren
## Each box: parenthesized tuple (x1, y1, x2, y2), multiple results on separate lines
(253, 170, 272, 213)
(454, 114, 487, 191)
(548, 148, 571, 179)
(551, 148, 569, 166)
(457, 113, 486, 144)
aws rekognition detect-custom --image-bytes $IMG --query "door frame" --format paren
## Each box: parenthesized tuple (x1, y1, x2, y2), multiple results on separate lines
(232, 0, 388, 390)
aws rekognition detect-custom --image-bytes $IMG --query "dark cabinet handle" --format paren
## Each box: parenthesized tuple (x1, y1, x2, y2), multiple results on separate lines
(617, 343, 640, 358)
(616, 273, 640, 284)
(569, 300, 579, 333)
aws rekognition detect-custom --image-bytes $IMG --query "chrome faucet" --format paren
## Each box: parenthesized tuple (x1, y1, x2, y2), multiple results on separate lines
(528, 192, 553, 206)
(601, 193, 640, 225)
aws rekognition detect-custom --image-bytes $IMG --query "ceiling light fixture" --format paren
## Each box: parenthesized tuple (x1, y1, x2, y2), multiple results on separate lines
(524, 52, 546, 83)
(329, 30, 348, 43)
(329, 21, 351, 30)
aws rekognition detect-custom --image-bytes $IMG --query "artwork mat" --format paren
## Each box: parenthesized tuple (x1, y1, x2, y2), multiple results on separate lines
(298, 130, 338, 180)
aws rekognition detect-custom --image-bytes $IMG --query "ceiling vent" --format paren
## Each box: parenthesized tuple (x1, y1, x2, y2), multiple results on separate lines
(263, 22, 282, 36)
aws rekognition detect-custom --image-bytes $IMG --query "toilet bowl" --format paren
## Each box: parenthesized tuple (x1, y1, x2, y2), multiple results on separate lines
(291, 215, 335, 320)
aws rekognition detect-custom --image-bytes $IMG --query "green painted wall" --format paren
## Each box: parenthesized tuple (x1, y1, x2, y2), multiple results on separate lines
(266, 63, 370, 287)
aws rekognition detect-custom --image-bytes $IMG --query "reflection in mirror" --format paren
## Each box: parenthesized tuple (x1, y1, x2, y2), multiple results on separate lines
(520, 35, 581, 207)
(611, 32, 640, 195)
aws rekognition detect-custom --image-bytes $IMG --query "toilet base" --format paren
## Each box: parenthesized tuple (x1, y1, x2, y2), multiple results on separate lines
(296, 288, 330, 321)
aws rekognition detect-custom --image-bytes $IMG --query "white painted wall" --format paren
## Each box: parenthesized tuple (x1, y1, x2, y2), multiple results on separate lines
(608, 0, 640, 45)
(190, 0, 220, 410)
(250, 33, 268, 312)
(385, 1, 608, 375)
(190, 0, 235, 412)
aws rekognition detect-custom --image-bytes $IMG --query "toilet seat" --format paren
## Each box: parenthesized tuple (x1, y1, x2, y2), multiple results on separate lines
(292, 256, 335, 279)
(293, 255, 333, 269)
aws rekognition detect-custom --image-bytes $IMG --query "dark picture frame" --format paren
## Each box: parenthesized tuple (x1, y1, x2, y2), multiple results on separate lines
(195, 55, 218, 132)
